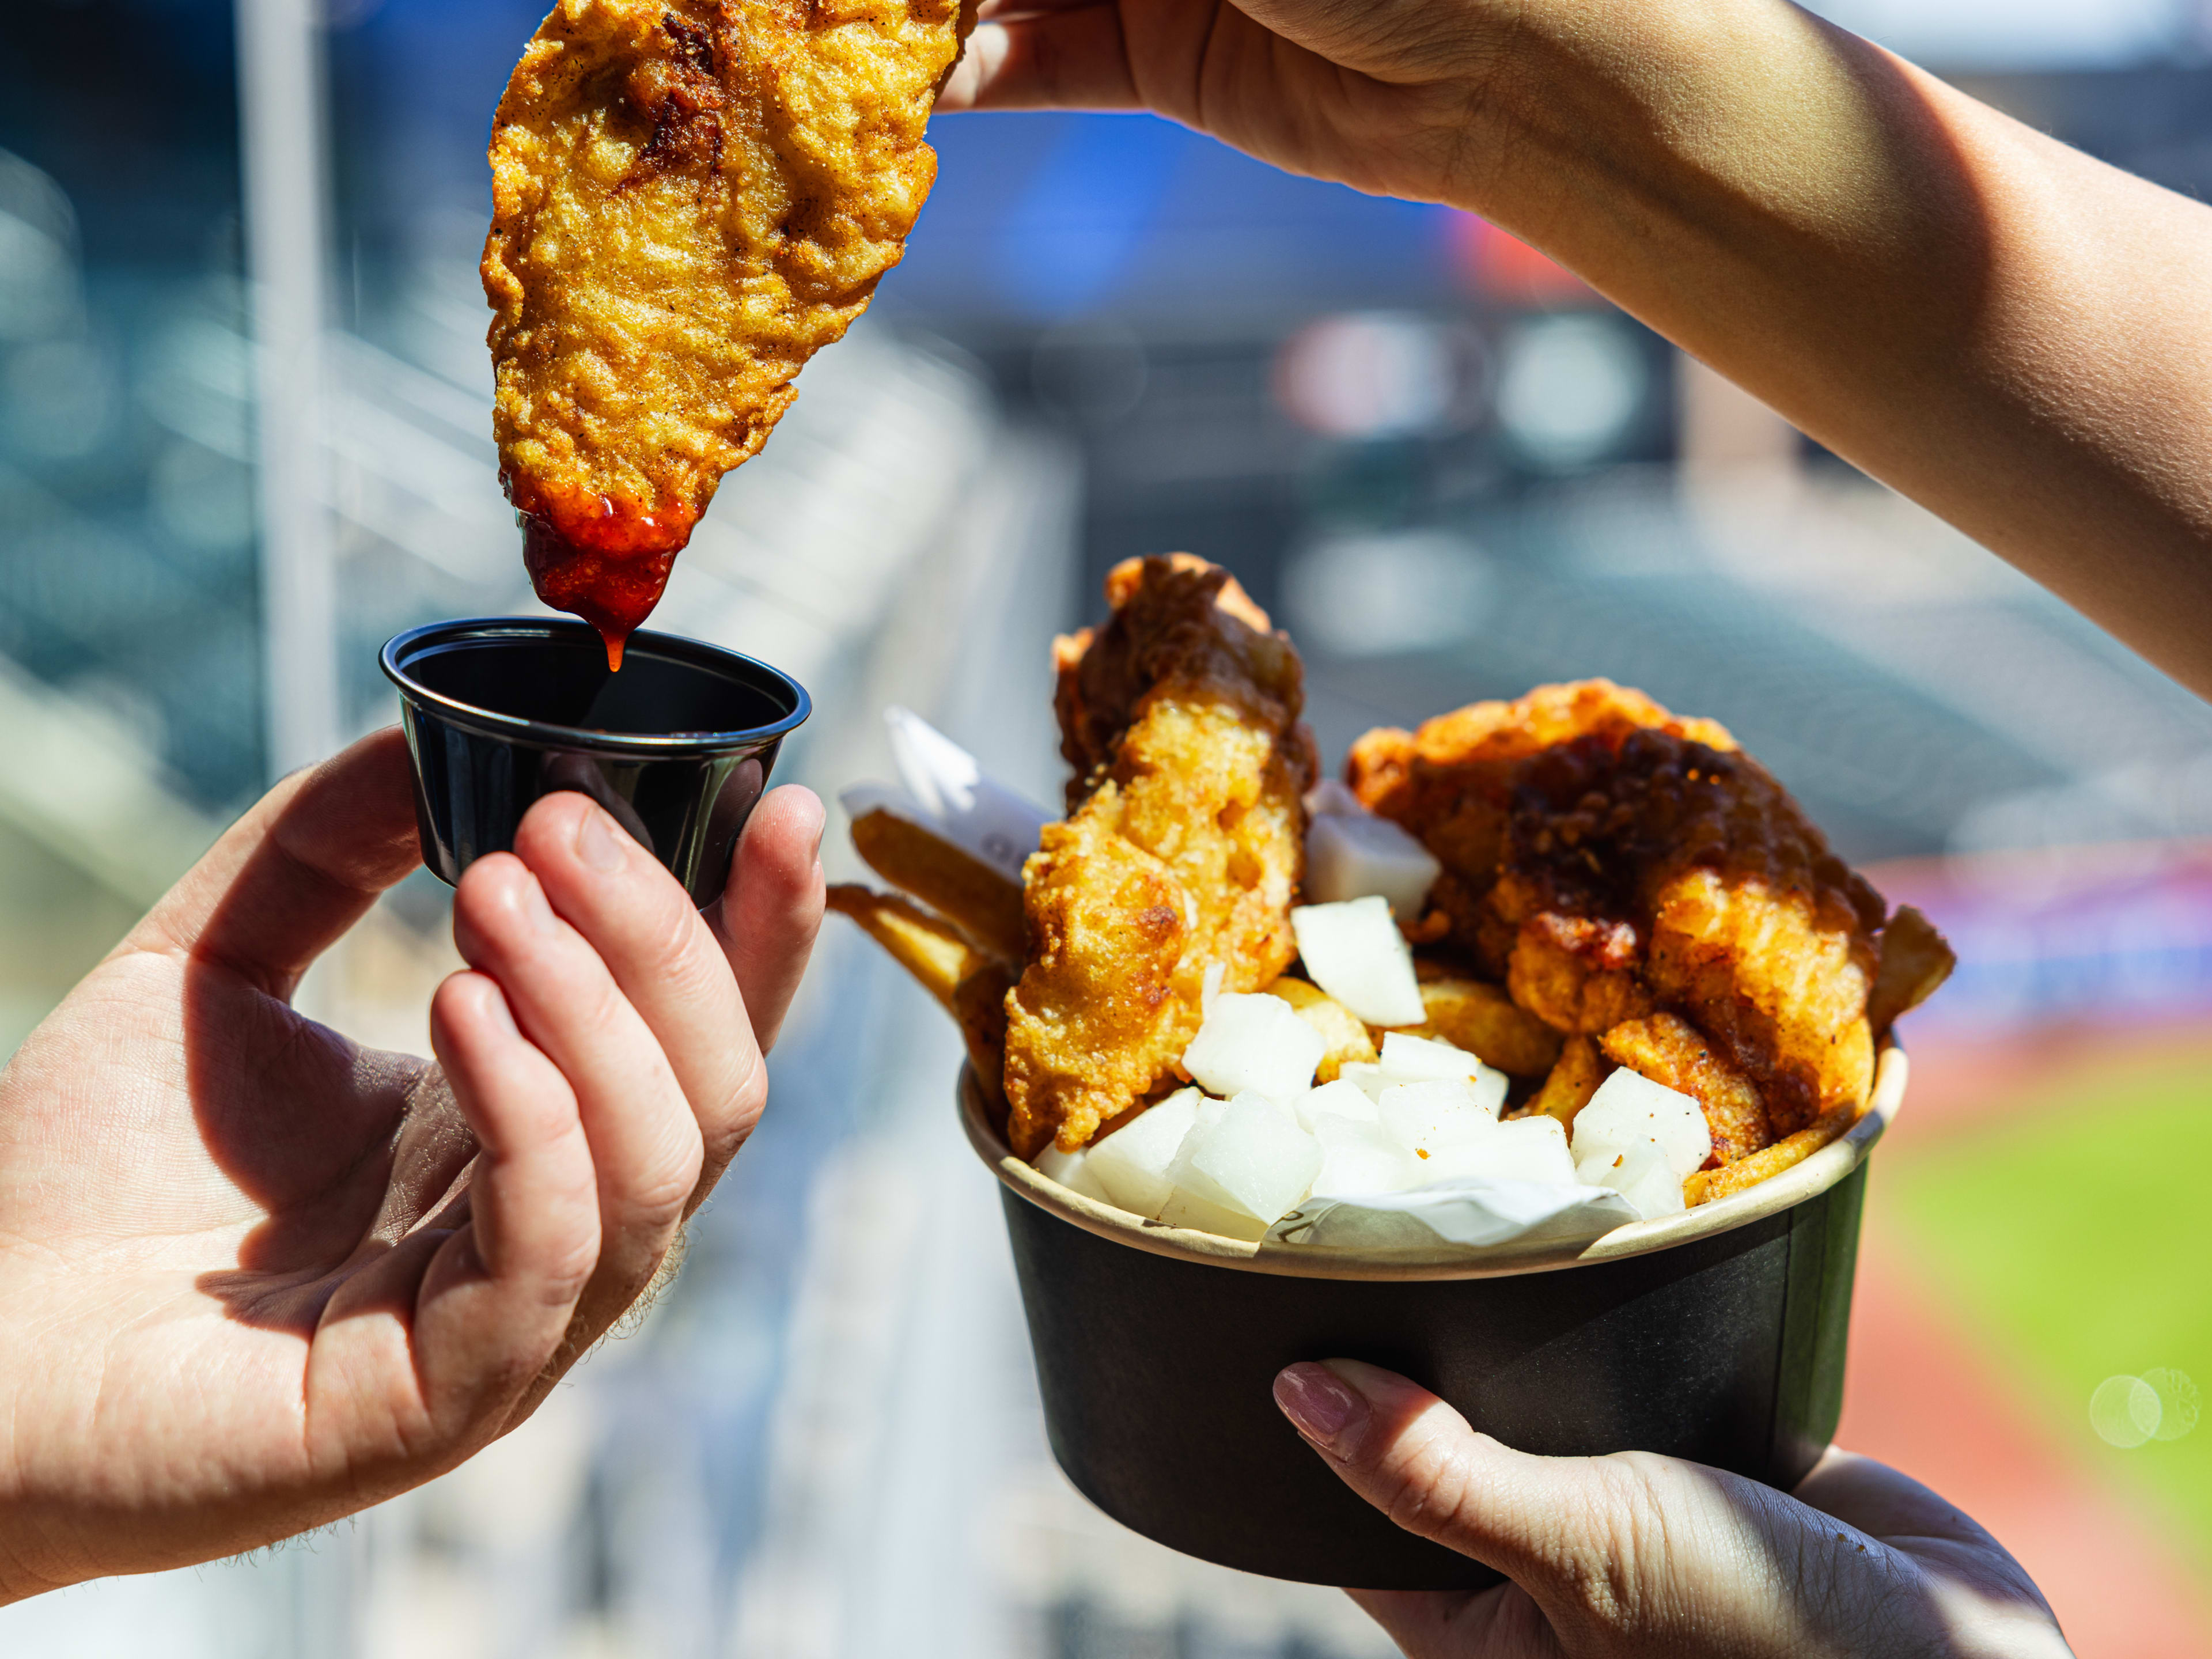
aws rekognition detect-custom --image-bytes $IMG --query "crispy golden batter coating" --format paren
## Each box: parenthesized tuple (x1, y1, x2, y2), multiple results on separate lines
(484, 0, 968, 644)
(1005, 556, 1313, 1157)
(1498, 906, 1653, 1036)
(1504, 726, 1886, 1136)
(1348, 681, 1734, 968)
(1599, 1012, 1770, 1165)
(1051, 552, 1289, 809)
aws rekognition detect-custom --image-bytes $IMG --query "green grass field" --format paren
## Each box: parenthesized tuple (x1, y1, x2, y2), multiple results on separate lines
(1884, 1052, 2212, 1570)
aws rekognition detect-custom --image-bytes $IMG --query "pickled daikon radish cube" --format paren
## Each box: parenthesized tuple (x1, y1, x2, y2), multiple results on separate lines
(1570, 1069, 1713, 1178)
(1576, 1139, 1687, 1220)
(1304, 812, 1442, 915)
(1312, 1116, 1423, 1198)
(1181, 993, 1326, 1103)
(1035, 1145, 1114, 1205)
(1380, 1032, 1508, 1117)
(1290, 897, 1426, 1028)
(1165, 1093, 1323, 1232)
(1418, 1114, 1578, 1186)
(1378, 1080, 1498, 1161)
(1084, 1086, 1202, 1218)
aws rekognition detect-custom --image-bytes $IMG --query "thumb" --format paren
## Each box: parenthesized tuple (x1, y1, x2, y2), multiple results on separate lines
(1272, 1359, 1686, 1641)
(122, 727, 423, 999)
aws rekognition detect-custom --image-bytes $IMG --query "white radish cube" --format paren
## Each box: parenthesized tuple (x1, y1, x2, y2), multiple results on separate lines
(1380, 1033, 1508, 1116)
(1577, 1139, 1687, 1220)
(1378, 1080, 1498, 1158)
(1312, 1116, 1422, 1198)
(1305, 778, 1365, 818)
(1035, 1145, 1114, 1205)
(1168, 1093, 1323, 1228)
(1181, 993, 1327, 1103)
(1157, 1185, 1272, 1242)
(1418, 1115, 1579, 1186)
(1304, 811, 1442, 915)
(1337, 1062, 1390, 1103)
(1300, 1077, 1381, 1128)
(1291, 897, 1426, 1028)
(1085, 1087, 1202, 1218)
(1571, 1069, 1713, 1178)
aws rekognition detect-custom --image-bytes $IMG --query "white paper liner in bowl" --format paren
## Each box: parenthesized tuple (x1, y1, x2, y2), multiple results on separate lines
(960, 1045, 1906, 1281)
(840, 706, 1054, 885)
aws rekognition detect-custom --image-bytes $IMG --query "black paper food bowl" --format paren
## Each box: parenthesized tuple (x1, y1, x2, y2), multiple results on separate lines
(961, 1046, 1906, 1590)
(381, 617, 810, 907)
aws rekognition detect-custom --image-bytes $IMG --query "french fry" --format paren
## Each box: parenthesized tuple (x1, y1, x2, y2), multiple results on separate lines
(1600, 1012, 1770, 1165)
(1261, 975, 1377, 1081)
(825, 883, 980, 1008)
(827, 884, 1012, 1109)
(1522, 1035, 1607, 1129)
(850, 807, 1028, 965)
(1868, 904, 1956, 1035)
(1685, 1101, 1860, 1207)
(1388, 977, 1563, 1076)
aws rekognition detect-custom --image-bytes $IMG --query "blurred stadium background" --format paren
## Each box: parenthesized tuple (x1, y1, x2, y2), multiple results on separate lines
(1, 0, 2209, 1653)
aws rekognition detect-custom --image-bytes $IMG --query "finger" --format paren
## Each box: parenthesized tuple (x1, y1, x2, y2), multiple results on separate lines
(123, 726, 421, 998)
(315, 973, 599, 1451)
(1794, 1447, 2002, 1548)
(450, 853, 702, 1320)
(1272, 1359, 1671, 1641)
(937, 9, 1141, 111)
(708, 784, 825, 1055)
(1342, 1585, 1551, 1659)
(516, 791, 766, 1198)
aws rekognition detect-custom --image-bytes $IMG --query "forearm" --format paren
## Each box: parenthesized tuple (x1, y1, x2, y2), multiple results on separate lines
(1457, 1, 2212, 694)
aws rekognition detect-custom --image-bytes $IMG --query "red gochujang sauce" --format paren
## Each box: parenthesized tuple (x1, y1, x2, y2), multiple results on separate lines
(509, 477, 699, 671)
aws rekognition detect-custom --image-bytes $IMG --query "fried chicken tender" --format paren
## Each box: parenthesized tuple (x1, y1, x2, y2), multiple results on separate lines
(1348, 681, 1734, 969)
(1352, 681, 1944, 1168)
(1503, 726, 1887, 1137)
(1005, 556, 1313, 1157)
(484, 0, 969, 656)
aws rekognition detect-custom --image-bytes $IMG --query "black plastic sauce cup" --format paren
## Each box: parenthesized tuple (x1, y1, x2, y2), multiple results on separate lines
(381, 617, 810, 908)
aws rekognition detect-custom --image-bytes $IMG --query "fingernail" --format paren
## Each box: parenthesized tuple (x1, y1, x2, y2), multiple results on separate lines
(519, 872, 558, 934)
(479, 980, 520, 1037)
(577, 804, 627, 872)
(1274, 1362, 1368, 1457)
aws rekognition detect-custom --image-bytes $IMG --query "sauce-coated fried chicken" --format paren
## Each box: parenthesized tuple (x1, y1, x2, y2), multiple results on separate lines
(484, 0, 969, 658)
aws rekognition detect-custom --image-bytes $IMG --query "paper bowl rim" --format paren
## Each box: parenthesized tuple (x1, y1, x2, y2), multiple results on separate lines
(958, 1043, 1903, 1281)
